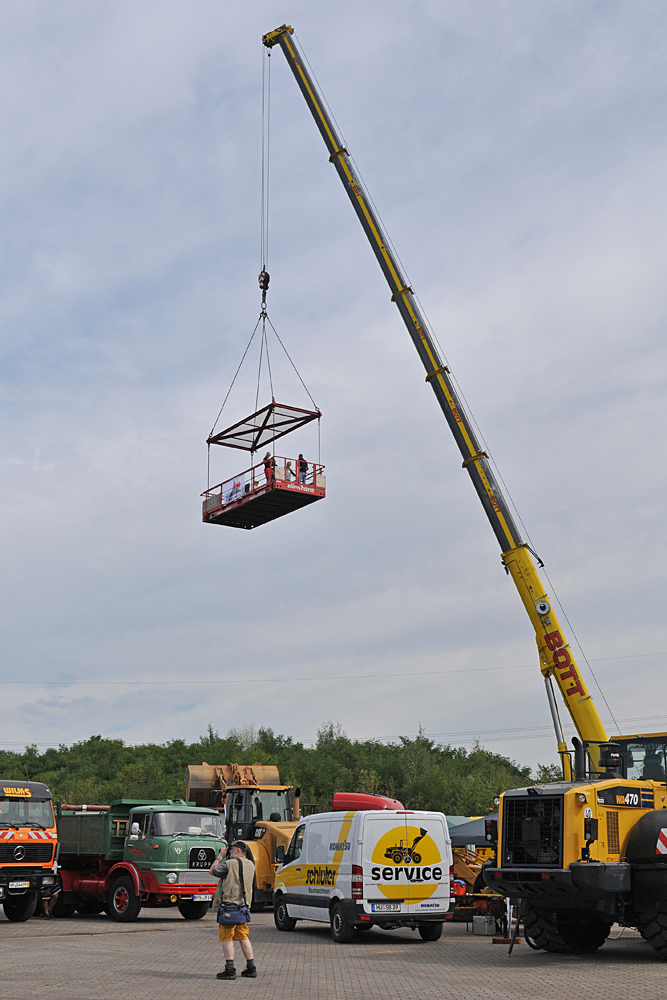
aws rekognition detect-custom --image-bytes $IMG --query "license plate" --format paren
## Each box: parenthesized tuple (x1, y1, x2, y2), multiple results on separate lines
(192, 894, 213, 901)
(9, 881, 29, 890)
(371, 902, 400, 912)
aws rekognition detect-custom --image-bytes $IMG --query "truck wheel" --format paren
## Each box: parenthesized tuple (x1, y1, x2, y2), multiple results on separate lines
(523, 905, 570, 953)
(418, 922, 443, 941)
(177, 900, 209, 920)
(274, 895, 297, 931)
(51, 892, 76, 918)
(636, 910, 667, 954)
(3, 892, 38, 922)
(330, 901, 354, 943)
(108, 877, 141, 922)
(75, 900, 104, 915)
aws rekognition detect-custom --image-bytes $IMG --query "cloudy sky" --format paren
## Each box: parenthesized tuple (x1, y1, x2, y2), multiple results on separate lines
(1, 1, 666, 770)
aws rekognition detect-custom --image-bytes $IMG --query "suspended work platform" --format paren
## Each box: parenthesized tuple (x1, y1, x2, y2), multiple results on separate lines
(202, 454, 326, 530)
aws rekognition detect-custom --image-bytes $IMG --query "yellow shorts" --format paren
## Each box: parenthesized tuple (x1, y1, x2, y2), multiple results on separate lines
(219, 922, 250, 941)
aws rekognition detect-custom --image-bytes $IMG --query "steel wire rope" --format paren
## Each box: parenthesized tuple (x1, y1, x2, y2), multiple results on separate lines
(260, 46, 272, 271)
(264, 313, 319, 410)
(208, 316, 263, 440)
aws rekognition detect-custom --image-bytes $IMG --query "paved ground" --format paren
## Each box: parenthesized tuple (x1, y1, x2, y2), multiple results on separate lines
(1, 909, 666, 1000)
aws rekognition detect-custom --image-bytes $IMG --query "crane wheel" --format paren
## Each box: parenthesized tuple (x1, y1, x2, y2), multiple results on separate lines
(636, 910, 667, 954)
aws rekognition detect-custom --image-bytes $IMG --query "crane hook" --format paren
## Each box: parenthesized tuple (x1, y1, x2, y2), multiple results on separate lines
(259, 269, 270, 313)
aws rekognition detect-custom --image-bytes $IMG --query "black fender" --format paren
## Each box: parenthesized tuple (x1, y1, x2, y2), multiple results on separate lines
(624, 810, 667, 914)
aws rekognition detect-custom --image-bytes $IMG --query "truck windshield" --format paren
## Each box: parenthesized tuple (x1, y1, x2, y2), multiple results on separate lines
(151, 812, 223, 837)
(0, 798, 54, 828)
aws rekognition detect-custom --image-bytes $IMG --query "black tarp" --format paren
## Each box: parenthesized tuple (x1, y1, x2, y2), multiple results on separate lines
(448, 813, 498, 847)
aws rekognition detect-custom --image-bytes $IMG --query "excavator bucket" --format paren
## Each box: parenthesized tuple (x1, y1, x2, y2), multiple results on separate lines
(186, 762, 282, 807)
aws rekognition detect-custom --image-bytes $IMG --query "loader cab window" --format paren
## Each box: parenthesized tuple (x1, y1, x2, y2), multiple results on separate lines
(251, 789, 292, 824)
(285, 825, 305, 864)
(619, 740, 667, 782)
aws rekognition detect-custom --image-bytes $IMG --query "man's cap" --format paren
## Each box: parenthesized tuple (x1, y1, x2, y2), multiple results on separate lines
(230, 840, 250, 856)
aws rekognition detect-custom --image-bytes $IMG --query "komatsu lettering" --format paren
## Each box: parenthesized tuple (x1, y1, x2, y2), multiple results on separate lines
(371, 865, 442, 882)
(329, 841, 351, 852)
(305, 866, 337, 886)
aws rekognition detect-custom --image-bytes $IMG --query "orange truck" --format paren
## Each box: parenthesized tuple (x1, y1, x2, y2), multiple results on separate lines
(0, 779, 59, 921)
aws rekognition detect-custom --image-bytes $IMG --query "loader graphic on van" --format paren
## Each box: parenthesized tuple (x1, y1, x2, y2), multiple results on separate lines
(383, 827, 427, 864)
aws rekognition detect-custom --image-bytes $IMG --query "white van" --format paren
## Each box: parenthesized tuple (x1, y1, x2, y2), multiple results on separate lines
(273, 799, 453, 942)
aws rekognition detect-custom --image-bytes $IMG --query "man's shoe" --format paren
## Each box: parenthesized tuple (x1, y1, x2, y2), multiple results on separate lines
(241, 967, 257, 978)
(217, 969, 237, 980)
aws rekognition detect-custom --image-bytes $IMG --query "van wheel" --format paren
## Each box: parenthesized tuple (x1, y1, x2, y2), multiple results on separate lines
(274, 895, 297, 931)
(108, 877, 141, 922)
(330, 901, 354, 943)
(418, 922, 443, 941)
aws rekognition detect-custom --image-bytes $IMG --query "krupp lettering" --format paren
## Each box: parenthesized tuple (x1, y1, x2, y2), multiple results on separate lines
(371, 866, 442, 883)
(305, 866, 337, 886)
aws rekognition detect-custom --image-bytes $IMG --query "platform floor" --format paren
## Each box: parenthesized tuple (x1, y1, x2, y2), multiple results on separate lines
(1, 908, 664, 1000)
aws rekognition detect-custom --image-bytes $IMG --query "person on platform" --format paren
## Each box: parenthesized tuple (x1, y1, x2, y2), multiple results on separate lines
(263, 451, 275, 487)
(298, 454, 308, 484)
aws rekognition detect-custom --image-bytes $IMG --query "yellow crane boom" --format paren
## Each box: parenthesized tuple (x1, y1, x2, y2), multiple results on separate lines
(263, 24, 608, 775)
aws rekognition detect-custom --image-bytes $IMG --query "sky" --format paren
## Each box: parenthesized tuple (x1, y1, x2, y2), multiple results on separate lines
(1, 1, 666, 770)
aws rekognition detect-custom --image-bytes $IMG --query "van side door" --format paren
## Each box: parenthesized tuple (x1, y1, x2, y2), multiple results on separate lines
(300, 818, 332, 922)
(279, 823, 307, 918)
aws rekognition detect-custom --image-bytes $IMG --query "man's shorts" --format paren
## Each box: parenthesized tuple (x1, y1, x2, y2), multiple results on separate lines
(219, 922, 250, 941)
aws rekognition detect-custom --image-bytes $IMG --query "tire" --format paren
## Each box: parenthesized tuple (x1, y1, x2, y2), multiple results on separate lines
(411, 853, 422, 864)
(107, 876, 141, 923)
(250, 876, 264, 913)
(637, 909, 667, 955)
(418, 922, 443, 941)
(557, 911, 611, 954)
(523, 905, 570, 953)
(75, 900, 104, 915)
(523, 905, 610, 954)
(273, 895, 297, 931)
(177, 899, 209, 920)
(330, 901, 354, 943)
(391, 851, 403, 863)
(51, 892, 76, 918)
(3, 892, 38, 922)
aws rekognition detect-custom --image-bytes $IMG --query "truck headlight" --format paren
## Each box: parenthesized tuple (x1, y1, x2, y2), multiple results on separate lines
(166, 873, 178, 884)
(42, 876, 55, 885)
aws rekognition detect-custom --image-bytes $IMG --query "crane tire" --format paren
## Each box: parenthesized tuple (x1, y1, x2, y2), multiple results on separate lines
(522, 905, 570, 953)
(637, 910, 667, 954)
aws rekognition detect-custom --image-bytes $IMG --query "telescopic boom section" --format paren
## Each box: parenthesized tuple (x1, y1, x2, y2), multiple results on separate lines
(263, 25, 608, 766)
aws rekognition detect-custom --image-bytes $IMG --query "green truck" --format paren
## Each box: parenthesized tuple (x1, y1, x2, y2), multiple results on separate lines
(56, 799, 225, 921)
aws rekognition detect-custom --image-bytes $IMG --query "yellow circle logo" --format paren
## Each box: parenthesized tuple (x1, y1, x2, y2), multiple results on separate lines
(371, 825, 443, 900)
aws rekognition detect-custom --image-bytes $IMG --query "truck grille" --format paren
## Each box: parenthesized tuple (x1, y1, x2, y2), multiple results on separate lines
(178, 871, 217, 885)
(0, 844, 54, 863)
(503, 795, 562, 867)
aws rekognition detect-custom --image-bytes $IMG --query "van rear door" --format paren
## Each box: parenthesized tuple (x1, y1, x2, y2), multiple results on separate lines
(361, 811, 451, 918)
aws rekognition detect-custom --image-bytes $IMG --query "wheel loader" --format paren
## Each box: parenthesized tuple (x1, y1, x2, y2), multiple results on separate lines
(186, 762, 300, 906)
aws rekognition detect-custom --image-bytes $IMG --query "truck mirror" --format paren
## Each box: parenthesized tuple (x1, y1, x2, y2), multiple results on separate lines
(275, 845, 285, 864)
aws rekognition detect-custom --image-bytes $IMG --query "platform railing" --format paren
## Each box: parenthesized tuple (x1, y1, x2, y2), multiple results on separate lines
(202, 455, 325, 515)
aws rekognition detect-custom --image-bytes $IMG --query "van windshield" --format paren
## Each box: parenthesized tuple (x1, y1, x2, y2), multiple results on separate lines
(151, 812, 223, 837)
(0, 798, 54, 829)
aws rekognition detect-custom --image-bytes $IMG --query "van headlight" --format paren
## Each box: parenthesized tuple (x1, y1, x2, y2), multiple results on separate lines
(166, 873, 178, 884)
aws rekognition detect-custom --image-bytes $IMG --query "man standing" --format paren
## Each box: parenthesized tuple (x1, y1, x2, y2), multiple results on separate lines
(212, 842, 257, 981)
